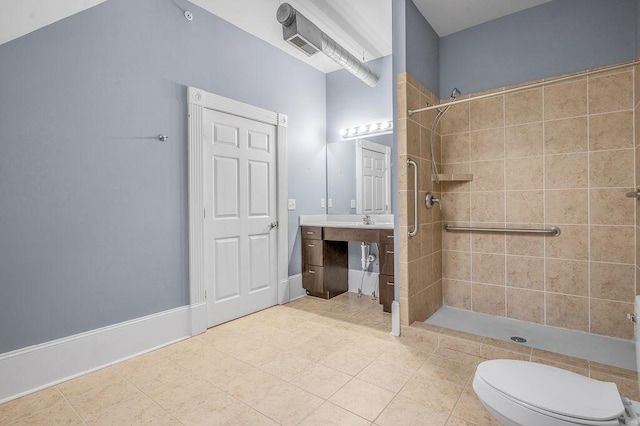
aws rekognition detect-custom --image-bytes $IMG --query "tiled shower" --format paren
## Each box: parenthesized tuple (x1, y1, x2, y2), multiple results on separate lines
(398, 60, 638, 341)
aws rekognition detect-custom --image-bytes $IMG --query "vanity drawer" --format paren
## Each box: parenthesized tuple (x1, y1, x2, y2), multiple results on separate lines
(301, 226, 322, 240)
(379, 274, 394, 313)
(379, 230, 394, 242)
(379, 243, 395, 276)
(303, 265, 324, 295)
(303, 240, 323, 266)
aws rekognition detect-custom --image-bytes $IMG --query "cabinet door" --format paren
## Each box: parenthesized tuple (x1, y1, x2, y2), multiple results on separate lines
(303, 265, 324, 295)
(379, 274, 394, 313)
(379, 243, 395, 276)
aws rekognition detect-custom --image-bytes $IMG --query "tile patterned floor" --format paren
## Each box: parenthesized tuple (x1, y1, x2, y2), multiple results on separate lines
(0, 294, 636, 425)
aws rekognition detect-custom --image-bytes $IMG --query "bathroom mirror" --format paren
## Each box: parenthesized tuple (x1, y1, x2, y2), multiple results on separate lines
(326, 133, 393, 215)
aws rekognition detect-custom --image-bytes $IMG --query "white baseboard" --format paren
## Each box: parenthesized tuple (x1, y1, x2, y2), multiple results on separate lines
(278, 278, 291, 305)
(348, 269, 380, 296)
(288, 274, 305, 300)
(190, 302, 207, 336)
(0, 305, 192, 403)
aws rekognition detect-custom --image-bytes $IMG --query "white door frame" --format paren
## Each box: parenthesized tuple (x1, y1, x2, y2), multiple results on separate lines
(187, 87, 289, 336)
(355, 139, 391, 215)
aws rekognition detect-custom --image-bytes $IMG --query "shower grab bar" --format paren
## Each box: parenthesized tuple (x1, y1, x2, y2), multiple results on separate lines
(407, 159, 418, 238)
(444, 225, 561, 237)
(626, 189, 640, 199)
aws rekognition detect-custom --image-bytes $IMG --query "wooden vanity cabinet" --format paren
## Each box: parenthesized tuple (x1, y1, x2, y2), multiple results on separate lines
(301, 226, 348, 299)
(378, 238, 395, 313)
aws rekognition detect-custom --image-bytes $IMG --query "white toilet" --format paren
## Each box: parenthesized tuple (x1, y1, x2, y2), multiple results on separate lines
(473, 296, 640, 426)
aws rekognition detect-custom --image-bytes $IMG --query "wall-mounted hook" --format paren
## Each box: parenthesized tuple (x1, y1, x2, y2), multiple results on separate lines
(158, 134, 169, 142)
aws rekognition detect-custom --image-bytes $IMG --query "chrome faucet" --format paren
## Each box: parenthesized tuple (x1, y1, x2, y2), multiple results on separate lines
(363, 215, 374, 225)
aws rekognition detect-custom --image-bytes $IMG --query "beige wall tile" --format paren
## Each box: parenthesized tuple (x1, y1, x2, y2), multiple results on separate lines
(590, 262, 635, 302)
(398, 82, 407, 120)
(545, 258, 588, 296)
(545, 293, 589, 332)
(505, 157, 543, 190)
(407, 119, 420, 157)
(443, 226, 471, 251)
(472, 253, 505, 285)
(506, 287, 544, 324)
(471, 160, 506, 191)
(590, 299, 634, 340)
(470, 128, 504, 161)
(505, 88, 543, 125)
(506, 256, 544, 290)
(407, 83, 421, 116)
(441, 104, 470, 135)
(506, 191, 544, 223)
(590, 188, 635, 226)
(545, 225, 588, 260)
(470, 192, 505, 222)
(443, 279, 471, 310)
(544, 117, 587, 154)
(472, 283, 505, 316)
(636, 63, 640, 109)
(589, 111, 634, 151)
(589, 149, 634, 188)
(409, 288, 430, 323)
(506, 233, 545, 257)
(442, 133, 470, 164)
(470, 96, 504, 131)
(544, 189, 588, 224)
(397, 119, 408, 155)
(443, 251, 471, 281)
(472, 229, 506, 254)
(589, 72, 633, 114)
(425, 127, 442, 164)
(590, 226, 635, 264)
(544, 79, 587, 120)
(441, 192, 470, 221)
(545, 153, 588, 189)
(505, 123, 543, 158)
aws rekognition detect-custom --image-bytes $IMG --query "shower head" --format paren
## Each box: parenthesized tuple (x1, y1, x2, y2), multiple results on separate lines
(451, 87, 461, 99)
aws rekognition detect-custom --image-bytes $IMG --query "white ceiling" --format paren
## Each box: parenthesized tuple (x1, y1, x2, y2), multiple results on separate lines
(413, 0, 553, 36)
(0, 0, 554, 72)
(191, 0, 392, 73)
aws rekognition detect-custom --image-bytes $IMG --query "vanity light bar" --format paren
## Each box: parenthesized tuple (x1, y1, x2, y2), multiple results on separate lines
(340, 120, 393, 139)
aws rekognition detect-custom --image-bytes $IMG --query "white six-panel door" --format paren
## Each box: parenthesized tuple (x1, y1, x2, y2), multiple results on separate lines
(356, 139, 390, 215)
(362, 147, 389, 214)
(202, 109, 278, 327)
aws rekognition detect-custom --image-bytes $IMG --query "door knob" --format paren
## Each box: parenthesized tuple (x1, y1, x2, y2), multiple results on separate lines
(269, 221, 278, 229)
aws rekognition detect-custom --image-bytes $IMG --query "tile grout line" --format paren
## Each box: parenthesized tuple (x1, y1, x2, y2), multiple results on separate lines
(54, 386, 87, 426)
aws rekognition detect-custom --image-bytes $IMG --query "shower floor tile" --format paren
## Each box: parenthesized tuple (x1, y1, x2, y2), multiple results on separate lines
(426, 306, 636, 371)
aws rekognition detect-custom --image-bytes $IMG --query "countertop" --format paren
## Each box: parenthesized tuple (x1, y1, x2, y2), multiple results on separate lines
(298, 214, 394, 230)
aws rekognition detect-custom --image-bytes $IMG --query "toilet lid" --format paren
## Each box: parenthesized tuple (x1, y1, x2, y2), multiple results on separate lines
(476, 360, 624, 422)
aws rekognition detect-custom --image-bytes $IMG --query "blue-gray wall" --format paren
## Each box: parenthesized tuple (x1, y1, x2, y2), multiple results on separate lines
(0, 0, 326, 353)
(440, 0, 637, 96)
(637, 0, 640, 51)
(325, 55, 393, 272)
(405, 0, 440, 95)
(326, 55, 393, 214)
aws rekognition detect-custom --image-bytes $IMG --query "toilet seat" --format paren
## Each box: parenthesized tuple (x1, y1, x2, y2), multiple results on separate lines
(474, 360, 624, 425)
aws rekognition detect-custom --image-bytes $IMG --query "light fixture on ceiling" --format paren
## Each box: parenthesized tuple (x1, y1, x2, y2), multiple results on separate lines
(341, 120, 393, 139)
(276, 3, 379, 87)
